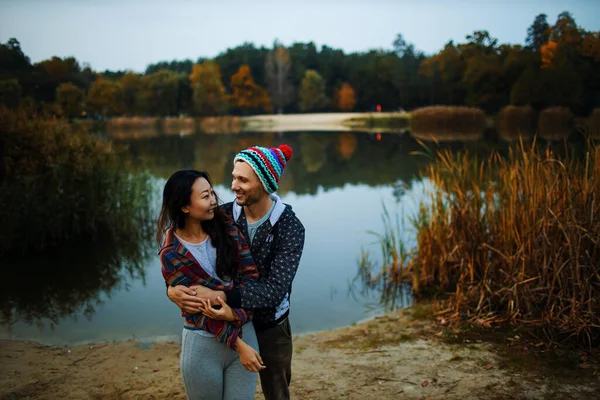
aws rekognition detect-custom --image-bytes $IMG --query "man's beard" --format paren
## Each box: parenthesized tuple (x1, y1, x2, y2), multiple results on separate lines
(236, 187, 263, 206)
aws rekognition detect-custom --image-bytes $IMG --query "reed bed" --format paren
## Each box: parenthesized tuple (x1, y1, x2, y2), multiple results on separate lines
(106, 116, 160, 130)
(161, 117, 195, 136)
(362, 139, 600, 347)
(199, 116, 242, 134)
(538, 106, 575, 140)
(410, 106, 486, 141)
(105, 117, 160, 139)
(497, 105, 537, 140)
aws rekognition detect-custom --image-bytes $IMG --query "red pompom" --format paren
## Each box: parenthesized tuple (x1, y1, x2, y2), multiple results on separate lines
(278, 144, 293, 161)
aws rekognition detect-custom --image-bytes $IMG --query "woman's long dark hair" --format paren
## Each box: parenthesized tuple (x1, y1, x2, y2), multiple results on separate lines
(157, 170, 236, 280)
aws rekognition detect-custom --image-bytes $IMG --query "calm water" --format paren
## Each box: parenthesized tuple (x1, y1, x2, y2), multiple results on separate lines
(0, 130, 500, 346)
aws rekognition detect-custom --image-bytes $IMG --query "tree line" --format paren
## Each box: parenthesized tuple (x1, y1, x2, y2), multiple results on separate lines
(0, 11, 598, 119)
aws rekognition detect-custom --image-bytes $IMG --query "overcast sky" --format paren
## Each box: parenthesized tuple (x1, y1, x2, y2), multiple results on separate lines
(1, 0, 599, 72)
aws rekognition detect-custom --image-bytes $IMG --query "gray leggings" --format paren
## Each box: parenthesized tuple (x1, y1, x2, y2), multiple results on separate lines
(180, 323, 259, 400)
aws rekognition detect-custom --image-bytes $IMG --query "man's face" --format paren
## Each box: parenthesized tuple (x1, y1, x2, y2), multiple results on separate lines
(231, 161, 267, 206)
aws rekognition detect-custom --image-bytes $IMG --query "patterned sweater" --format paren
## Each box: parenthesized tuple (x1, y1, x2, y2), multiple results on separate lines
(159, 223, 259, 350)
(222, 194, 306, 331)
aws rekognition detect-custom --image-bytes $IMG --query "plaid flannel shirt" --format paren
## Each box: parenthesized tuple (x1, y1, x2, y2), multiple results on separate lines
(159, 222, 259, 350)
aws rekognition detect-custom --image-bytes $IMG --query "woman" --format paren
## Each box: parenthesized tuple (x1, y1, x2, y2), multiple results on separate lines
(157, 170, 265, 400)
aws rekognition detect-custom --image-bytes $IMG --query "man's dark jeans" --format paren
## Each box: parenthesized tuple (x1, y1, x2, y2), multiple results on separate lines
(256, 318, 293, 400)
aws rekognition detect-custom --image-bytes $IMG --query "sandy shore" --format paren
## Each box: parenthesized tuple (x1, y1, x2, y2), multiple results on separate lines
(241, 112, 408, 133)
(2, 305, 598, 399)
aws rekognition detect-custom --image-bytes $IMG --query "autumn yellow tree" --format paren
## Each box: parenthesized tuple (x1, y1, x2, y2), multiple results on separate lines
(86, 77, 124, 117)
(120, 72, 142, 116)
(56, 82, 84, 119)
(299, 70, 329, 112)
(189, 61, 228, 116)
(229, 65, 272, 115)
(335, 83, 356, 111)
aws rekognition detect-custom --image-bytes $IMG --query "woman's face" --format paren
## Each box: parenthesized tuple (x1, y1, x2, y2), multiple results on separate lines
(182, 177, 217, 222)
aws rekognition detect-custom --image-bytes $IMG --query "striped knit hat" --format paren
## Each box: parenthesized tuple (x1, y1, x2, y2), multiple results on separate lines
(233, 144, 293, 194)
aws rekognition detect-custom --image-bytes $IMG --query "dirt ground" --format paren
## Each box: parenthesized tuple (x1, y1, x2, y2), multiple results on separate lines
(2, 305, 599, 400)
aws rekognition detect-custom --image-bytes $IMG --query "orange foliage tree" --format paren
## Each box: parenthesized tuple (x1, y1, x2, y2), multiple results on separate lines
(335, 83, 356, 111)
(229, 65, 272, 115)
(541, 40, 558, 68)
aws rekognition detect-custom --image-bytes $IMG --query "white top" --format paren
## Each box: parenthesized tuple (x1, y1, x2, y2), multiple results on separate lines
(175, 233, 232, 338)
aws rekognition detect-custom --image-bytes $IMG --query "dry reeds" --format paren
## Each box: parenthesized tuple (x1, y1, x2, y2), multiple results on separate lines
(410, 106, 486, 141)
(106, 116, 160, 130)
(416, 140, 600, 346)
(198, 116, 242, 134)
(497, 105, 537, 140)
(105, 117, 160, 139)
(538, 106, 575, 140)
(363, 139, 600, 347)
(161, 117, 195, 136)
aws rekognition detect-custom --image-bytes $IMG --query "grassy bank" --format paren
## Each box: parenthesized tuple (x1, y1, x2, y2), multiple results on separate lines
(361, 139, 600, 348)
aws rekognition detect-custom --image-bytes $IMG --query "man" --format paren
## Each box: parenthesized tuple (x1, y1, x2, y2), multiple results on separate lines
(167, 144, 305, 400)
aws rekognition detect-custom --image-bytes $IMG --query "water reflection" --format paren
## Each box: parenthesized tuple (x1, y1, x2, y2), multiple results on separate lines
(0, 169, 156, 334)
(0, 227, 154, 332)
(7, 129, 589, 344)
(117, 131, 494, 196)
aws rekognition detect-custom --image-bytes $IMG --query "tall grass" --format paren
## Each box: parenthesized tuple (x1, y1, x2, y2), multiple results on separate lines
(0, 107, 154, 254)
(354, 203, 412, 310)
(362, 139, 600, 347)
(497, 105, 537, 140)
(410, 106, 486, 141)
(538, 106, 575, 140)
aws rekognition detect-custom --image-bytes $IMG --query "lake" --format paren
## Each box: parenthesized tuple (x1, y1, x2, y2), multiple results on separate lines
(0, 130, 514, 346)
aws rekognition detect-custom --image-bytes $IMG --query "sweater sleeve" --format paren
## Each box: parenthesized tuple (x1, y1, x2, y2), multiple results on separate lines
(226, 216, 305, 309)
(160, 248, 244, 350)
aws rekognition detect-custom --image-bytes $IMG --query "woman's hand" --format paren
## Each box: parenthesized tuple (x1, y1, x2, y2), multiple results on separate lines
(167, 285, 203, 314)
(236, 339, 265, 372)
(198, 296, 235, 321)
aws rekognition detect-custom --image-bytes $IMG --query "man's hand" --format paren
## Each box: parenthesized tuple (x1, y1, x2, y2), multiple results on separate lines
(198, 297, 235, 321)
(192, 285, 227, 306)
(166, 285, 204, 314)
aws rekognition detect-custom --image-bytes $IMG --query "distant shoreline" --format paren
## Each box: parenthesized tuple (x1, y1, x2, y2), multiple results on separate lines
(241, 112, 410, 132)
(85, 112, 411, 139)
